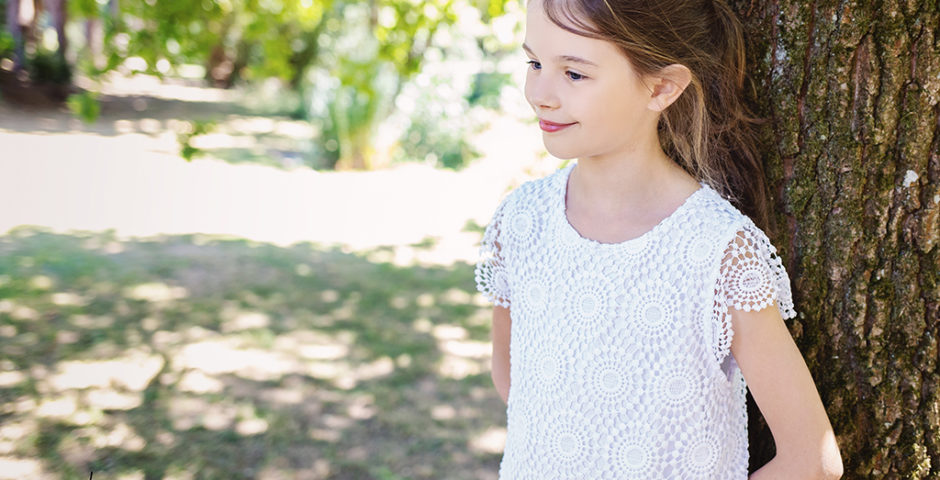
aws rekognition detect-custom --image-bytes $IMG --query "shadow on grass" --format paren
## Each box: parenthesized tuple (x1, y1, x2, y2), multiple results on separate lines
(0, 227, 504, 480)
(1, 86, 318, 172)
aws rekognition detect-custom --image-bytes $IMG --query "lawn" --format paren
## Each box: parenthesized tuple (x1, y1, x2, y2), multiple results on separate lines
(0, 227, 506, 479)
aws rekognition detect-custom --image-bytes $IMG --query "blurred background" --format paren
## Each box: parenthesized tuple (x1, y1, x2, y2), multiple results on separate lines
(0, 0, 559, 478)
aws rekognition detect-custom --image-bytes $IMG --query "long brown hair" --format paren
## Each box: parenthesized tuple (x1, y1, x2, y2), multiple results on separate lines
(540, 0, 771, 230)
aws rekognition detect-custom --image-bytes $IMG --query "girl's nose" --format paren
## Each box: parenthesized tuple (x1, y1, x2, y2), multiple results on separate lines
(525, 75, 559, 111)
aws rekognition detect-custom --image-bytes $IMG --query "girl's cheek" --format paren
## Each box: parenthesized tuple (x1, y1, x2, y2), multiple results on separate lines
(523, 72, 540, 109)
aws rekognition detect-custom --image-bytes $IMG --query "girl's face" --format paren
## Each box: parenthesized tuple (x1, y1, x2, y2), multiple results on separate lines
(523, 0, 660, 161)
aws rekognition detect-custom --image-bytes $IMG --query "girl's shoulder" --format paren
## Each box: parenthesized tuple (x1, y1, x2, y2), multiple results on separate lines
(687, 183, 758, 236)
(680, 184, 788, 273)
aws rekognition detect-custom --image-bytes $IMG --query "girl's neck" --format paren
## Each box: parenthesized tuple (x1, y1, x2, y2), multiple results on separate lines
(568, 144, 699, 216)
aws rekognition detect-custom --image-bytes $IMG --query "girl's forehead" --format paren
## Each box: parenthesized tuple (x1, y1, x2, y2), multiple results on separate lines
(525, 0, 621, 63)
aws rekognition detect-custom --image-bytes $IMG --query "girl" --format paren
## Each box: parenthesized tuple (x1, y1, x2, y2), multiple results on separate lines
(474, 0, 843, 478)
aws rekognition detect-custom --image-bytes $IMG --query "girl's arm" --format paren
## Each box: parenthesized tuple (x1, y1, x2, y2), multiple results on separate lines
(731, 304, 844, 480)
(491, 305, 512, 404)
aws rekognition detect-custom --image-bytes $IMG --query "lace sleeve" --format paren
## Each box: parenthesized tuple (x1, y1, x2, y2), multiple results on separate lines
(712, 222, 797, 361)
(475, 196, 512, 307)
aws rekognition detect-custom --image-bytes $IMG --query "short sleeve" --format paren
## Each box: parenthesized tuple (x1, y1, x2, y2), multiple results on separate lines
(712, 222, 797, 361)
(475, 196, 512, 307)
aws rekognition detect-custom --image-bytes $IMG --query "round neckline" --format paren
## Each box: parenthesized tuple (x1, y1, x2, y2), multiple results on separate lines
(556, 162, 707, 249)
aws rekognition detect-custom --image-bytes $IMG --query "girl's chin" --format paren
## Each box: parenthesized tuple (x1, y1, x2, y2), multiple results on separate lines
(542, 142, 583, 160)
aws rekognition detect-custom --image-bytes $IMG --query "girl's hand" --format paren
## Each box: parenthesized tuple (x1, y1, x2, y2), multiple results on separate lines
(731, 304, 844, 480)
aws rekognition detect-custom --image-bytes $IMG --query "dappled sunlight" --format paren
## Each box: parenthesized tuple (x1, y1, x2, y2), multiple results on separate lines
(29, 274, 55, 290)
(219, 307, 271, 332)
(434, 322, 490, 379)
(257, 386, 303, 406)
(440, 339, 490, 359)
(469, 426, 507, 455)
(0, 228, 507, 478)
(431, 404, 457, 420)
(177, 370, 225, 394)
(46, 350, 163, 392)
(0, 370, 25, 386)
(0, 421, 37, 450)
(296, 343, 349, 361)
(311, 413, 353, 443)
(416, 292, 437, 308)
(354, 356, 396, 381)
(168, 395, 237, 431)
(0, 324, 14, 337)
(0, 457, 46, 479)
(68, 313, 116, 329)
(175, 339, 298, 382)
(85, 389, 143, 411)
(50, 292, 89, 307)
(92, 421, 147, 451)
(35, 393, 80, 419)
(123, 281, 189, 303)
(438, 354, 487, 380)
(115, 471, 146, 480)
(235, 417, 269, 436)
(4, 301, 39, 321)
(346, 393, 377, 420)
(273, 329, 354, 359)
(433, 323, 469, 341)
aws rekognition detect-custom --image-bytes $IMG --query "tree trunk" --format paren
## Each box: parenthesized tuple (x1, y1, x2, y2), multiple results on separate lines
(6, 0, 21, 70)
(733, 1, 939, 477)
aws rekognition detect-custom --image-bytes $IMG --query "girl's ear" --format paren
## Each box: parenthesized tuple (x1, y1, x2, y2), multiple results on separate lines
(646, 64, 692, 112)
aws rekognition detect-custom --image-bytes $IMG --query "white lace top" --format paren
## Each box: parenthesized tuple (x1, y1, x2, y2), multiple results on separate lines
(475, 163, 796, 479)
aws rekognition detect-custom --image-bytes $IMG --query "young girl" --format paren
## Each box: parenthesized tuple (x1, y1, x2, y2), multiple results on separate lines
(474, 0, 843, 478)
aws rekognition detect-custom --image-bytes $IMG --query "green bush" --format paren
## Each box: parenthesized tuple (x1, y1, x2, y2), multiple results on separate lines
(0, 31, 13, 58)
(28, 49, 72, 85)
(67, 91, 101, 124)
(177, 120, 217, 162)
(466, 72, 512, 110)
(399, 114, 480, 170)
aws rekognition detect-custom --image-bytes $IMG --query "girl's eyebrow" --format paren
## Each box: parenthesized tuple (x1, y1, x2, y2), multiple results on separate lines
(522, 43, 598, 67)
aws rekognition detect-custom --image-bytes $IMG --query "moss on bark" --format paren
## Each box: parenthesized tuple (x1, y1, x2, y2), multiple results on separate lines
(733, 0, 939, 477)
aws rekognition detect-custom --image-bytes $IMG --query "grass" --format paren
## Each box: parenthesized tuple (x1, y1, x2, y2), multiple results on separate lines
(0, 226, 505, 479)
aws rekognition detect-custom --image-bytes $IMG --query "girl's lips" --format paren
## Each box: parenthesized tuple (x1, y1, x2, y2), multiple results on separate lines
(539, 119, 576, 132)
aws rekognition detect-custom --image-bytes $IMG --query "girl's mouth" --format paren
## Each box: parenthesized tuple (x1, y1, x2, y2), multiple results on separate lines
(539, 119, 576, 132)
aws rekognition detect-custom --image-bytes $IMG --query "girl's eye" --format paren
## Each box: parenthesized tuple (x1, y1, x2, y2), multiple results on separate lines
(566, 70, 585, 81)
(527, 60, 541, 70)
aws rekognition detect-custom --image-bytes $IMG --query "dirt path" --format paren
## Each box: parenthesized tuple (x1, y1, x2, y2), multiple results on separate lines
(0, 73, 550, 264)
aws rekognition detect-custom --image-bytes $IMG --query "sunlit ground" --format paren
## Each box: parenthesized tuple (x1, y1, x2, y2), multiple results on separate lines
(0, 73, 555, 479)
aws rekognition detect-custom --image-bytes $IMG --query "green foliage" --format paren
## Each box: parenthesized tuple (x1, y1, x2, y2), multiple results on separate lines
(466, 72, 513, 110)
(400, 117, 479, 170)
(474, 0, 512, 20)
(30, 0, 521, 169)
(309, 0, 475, 169)
(68, 0, 100, 18)
(28, 49, 72, 85)
(0, 31, 12, 58)
(66, 91, 101, 124)
(178, 120, 218, 162)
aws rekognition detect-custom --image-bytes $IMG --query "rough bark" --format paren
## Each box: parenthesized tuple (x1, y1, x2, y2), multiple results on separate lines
(732, 0, 940, 477)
